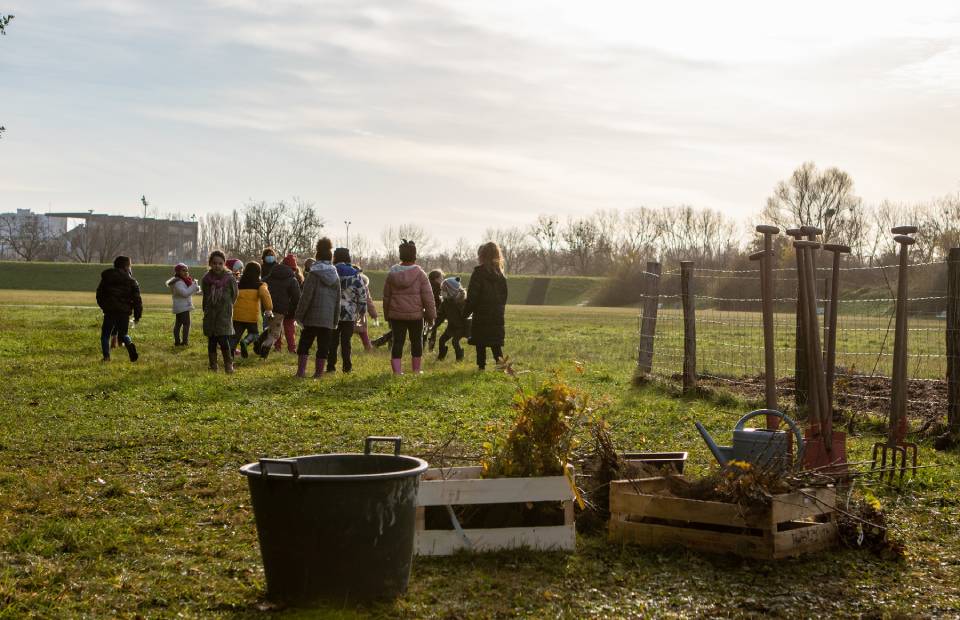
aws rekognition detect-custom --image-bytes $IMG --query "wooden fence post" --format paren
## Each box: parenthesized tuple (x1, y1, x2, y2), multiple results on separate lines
(947, 248, 960, 435)
(681, 261, 696, 393)
(637, 261, 662, 376)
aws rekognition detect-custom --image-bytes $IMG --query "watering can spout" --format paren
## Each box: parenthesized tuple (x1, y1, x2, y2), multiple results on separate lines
(695, 422, 729, 466)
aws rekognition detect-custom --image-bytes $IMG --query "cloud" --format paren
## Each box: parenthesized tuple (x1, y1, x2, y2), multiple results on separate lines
(888, 45, 960, 98)
(5, 0, 960, 237)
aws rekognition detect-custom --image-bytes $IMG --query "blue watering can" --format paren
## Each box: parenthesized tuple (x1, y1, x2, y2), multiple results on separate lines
(695, 409, 804, 468)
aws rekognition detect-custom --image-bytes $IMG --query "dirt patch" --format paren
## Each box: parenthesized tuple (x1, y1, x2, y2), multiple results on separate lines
(678, 372, 947, 424)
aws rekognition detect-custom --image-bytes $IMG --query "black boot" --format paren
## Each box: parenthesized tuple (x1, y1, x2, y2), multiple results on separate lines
(125, 341, 139, 362)
(437, 344, 448, 361)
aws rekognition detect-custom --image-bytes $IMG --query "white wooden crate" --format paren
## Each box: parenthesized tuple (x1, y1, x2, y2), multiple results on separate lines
(415, 465, 576, 556)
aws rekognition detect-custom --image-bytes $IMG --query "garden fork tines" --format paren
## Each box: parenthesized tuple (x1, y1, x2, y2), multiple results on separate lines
(871, 226, 919, 482)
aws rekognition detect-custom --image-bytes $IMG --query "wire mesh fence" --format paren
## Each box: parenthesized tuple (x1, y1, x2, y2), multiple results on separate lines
(641, 257, 950, 423)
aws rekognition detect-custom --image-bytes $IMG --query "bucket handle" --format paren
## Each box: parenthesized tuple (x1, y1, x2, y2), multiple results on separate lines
(259, 458, 299, 479)
(365, 436, 402, 456)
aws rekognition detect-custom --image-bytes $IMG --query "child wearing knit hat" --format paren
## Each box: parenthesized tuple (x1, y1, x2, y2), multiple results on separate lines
(166, 263, 200, 346)
(436, 276, 469, 362)
(226, 258, 243, 281)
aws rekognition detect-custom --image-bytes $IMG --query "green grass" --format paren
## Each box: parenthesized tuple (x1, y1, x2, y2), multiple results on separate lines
(649, 309, 947, 380)
(0, 293, 958, 618)
(0, 262, 603, 306)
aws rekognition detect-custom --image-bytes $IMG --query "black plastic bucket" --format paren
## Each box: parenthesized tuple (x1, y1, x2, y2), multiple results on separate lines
(239, 436, 428, 605)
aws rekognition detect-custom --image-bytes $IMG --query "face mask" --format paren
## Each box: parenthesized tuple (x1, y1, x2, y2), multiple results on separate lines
(265, 255, 276, 264)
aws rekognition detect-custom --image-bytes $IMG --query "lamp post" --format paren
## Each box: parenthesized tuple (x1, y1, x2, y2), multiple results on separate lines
(344, 220, 352, 248)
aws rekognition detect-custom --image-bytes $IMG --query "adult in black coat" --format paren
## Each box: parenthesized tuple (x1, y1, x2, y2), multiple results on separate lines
(464, 242, 508, 370)
(96, 255, 143, 362)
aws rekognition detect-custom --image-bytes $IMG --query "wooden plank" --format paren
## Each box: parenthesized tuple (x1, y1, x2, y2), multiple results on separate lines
(771, 521, 837, 559)
(563, 500, 574, 526)
(769, 487, 836, 525)
(415, 525, 576, 556)
(417, 475, 572, 507)
(608, 518, 770, 560)
(610, 478, 670, 494)
(421, 466, 483, 481)
(609, 488, 768, 529)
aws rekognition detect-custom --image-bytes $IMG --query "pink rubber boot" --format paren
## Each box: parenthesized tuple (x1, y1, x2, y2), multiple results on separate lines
(313, 357, 326, 379)
(295, 354, 308, 378)
(411, 357, 423, 374)
(391, 358, 403, 375)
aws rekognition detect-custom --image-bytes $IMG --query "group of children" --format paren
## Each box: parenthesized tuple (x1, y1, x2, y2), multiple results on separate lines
(94, 238, 509, 376)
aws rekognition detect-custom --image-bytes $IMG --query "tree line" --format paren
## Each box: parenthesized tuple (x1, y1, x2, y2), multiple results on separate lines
(4, 162, 958, 275)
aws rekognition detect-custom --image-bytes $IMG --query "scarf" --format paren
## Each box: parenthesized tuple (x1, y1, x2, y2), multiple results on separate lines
(179, 273, 194, 287)
(202, 269, 233, 306)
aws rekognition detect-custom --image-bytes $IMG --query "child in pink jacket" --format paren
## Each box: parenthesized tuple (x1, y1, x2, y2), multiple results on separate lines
(381, 240, 436, 374)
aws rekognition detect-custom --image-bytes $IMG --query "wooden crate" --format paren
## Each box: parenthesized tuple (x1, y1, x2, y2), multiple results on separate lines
(415, 465, 576, 556)
(608, 477, 837, 560)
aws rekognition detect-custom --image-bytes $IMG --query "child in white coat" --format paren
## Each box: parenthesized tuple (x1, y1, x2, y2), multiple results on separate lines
(166, 263, 200, 346)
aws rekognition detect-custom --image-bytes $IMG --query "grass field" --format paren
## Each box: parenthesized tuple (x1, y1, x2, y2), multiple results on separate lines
(0, 262, 603, 307)
(1, 292, 959, 618)
(649, 308, 948, 380)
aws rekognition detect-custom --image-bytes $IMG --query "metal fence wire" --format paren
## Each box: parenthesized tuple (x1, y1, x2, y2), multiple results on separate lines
(642, 258, 949, 422)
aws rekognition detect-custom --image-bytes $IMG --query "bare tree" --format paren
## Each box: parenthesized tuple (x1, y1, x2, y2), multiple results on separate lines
(486, 227, 533, 274)
(351, 234, 370, 265)
(620, 207, 661, 264)
(451, 237, 471, 273)
(380, 224, 433, 263)
(0, 212, 52, 260)
(244, 200, 287, 252)
(530, 215, 562, 274)
(562, 217, 600, 275)
(199, 213, 227, 258)
(94, 219, 128, 263)
(762, 161, 863, 244)
(280, 197, 324, 255)
(67, 222, 96, 263)
(225, 209, 247, 257)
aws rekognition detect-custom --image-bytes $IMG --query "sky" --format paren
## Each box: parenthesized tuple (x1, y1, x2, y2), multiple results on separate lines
(2, 0, 960, 246)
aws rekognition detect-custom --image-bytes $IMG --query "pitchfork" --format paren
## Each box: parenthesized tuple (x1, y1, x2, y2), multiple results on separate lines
(871, 226, 920, 481)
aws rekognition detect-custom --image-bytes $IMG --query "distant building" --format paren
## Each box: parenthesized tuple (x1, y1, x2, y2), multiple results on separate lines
(0, 209, 199, 264)
(0, 209, 70, 261)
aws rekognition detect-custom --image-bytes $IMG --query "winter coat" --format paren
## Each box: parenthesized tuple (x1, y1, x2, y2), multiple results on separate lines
(265, 263, 301, 316)
(166, 277, 200, 314)
(294, 261, 341, 329)
(261, 260, 276, 281)
(334, 263, 368, 323)
(234, 282, 273, 324)
(355, 282, 378, 331)
(382, 264, 437, 322)
(202, 270, 238, 337)
(437, 297, 468, 332)
(96, 268, 143, 320)
(464, 266, 507, 346)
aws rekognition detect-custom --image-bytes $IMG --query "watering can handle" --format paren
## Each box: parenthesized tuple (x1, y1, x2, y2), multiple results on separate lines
(734, 409, 805, 464)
